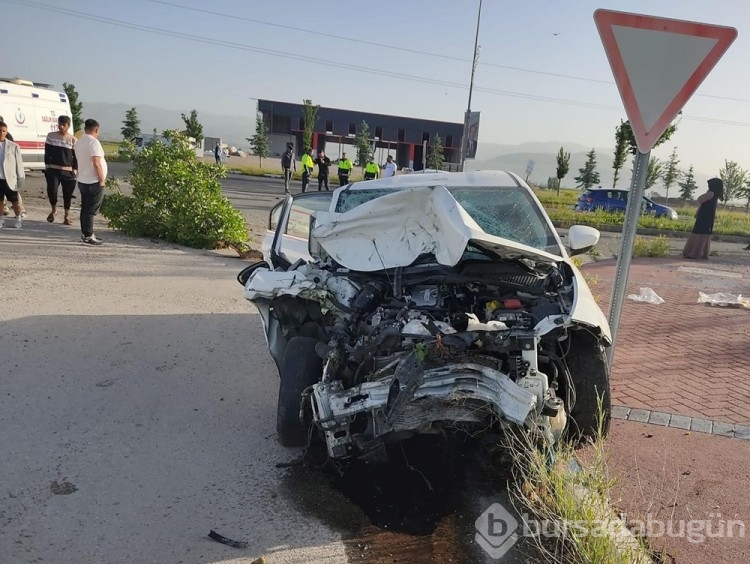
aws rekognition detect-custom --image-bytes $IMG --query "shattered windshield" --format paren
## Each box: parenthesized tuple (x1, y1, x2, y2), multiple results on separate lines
(335, 185, 561, 254)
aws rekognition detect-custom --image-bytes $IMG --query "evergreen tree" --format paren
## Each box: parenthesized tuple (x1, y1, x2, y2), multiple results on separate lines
(180, 109, 203, 144)
(62, 82, 83, 133)
(120, 107, 141, 141)
(720, 160, 747, 203)
(620, 119, 677, 155)
(612, 121, 629, 187)
(646, 157, 663, 190)
(302, 99, 320, 152)
(355, 121, 371, 168)
(246, 114, 270, 169)
(678, 165, 698, 201)
(574, 149, 600, 189)
(661, 147, 681, 205)
(427, 134, 445, 170)
(555, 146, 570, 195)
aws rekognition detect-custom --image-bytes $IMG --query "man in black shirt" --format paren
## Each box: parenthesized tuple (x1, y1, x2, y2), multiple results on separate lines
(280, 144, 296, 193)
(314, 150, 332, 191)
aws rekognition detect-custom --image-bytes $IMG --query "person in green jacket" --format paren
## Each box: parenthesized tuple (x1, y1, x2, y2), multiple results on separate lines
(301, 148, 314, 193)
(364, 155, 379, 180)
(337, 152, 353, 186)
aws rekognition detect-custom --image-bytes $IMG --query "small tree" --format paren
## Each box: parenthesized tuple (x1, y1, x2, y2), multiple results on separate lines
(246, 114, 270, 169)
(180, 109, 204, 145)
(121, 107, 141, 141)
(678, 165, 698, 201)
(661, 147, 681, 206)
(620, 119, 677, 155)
(555, 146, 570, 195)
(645, 157, 662, 190)
(302, 99, 320, 152)
(355, 121, 371, 168)
(427, 134, 445, 170)
(574, 149, 600, 190)
(737, 178, 750, 213)
(612, 121, 629, 188)
(62, 82, 83, 133)
(720, 160, 747, 204)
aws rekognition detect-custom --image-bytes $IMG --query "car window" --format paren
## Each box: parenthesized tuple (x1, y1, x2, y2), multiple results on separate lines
(285, 194, 332, 239)
(269, 202, 283, 231)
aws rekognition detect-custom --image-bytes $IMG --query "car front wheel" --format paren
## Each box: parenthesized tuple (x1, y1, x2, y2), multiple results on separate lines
(277, 337, 323, 447)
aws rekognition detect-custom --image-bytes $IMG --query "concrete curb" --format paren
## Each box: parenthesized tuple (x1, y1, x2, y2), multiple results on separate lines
(552, 221, 749, 244)
(612, 405, 750, 439)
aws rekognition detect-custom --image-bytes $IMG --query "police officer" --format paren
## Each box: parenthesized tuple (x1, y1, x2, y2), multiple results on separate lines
(301, 148, 314, 193)
(337, 152, 353, 186)
(364, 155, 379, 180)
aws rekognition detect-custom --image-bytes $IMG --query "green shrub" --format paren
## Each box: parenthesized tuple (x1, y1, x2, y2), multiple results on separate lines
(101, 132, 249, 249)
(632, 235, 671, 257)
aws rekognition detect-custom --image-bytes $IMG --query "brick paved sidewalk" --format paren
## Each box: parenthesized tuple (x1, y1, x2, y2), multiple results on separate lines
(584, 256, 750, 425)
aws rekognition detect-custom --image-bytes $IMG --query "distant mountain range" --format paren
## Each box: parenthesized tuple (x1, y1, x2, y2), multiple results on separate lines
(86, 102, 712, 198)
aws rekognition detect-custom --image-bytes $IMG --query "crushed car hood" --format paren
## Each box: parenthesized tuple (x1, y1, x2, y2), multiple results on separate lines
(311, 185, 562, 272)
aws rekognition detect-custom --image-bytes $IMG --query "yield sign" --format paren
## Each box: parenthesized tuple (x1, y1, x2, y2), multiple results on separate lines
(594, 10, 737, 153)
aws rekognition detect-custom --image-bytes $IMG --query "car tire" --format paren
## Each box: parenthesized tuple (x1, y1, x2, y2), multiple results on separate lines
(563, 330, 611, 442)
(277, 337, 323, 447)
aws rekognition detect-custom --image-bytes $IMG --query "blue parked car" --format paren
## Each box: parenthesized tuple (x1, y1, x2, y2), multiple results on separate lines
(574, 187, 678, 220)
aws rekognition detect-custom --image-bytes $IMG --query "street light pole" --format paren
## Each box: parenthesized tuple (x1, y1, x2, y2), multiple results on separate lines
(460, 0, 482, 170)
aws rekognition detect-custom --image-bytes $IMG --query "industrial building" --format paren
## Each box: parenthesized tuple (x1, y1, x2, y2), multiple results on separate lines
(257, 99, 464, 170)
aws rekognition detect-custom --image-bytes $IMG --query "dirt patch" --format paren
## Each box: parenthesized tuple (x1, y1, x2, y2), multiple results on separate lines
(50, 480, 78, 496)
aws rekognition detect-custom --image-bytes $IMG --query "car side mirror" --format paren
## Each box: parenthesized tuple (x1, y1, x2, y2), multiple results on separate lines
(568, 225, 600, 256)
(237, 260, 270, 286)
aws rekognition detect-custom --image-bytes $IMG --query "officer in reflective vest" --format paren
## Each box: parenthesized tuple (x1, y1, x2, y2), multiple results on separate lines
(301, 148, 314, 193)
(364, 155, 379, 180)
(337, 152, 353, 186)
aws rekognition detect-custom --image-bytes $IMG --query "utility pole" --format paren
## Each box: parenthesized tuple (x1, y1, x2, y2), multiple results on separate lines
(460, 0, 482, 170)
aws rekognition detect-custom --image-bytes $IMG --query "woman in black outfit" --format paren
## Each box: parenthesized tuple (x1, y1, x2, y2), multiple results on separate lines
(682, 177, 723, 259)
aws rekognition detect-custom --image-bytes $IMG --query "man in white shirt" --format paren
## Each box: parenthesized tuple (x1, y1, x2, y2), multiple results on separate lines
(73, 119, 108, 245)
(384, 155, 397, 177)
(0, 120, 26, 228)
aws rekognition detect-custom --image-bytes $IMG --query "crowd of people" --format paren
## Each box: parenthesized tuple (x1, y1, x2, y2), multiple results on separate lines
(0, 115, 108, 245)
(281, 144, 398, 193)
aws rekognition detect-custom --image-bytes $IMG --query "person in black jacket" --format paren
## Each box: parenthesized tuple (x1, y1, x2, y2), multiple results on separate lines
(280, 144, 296, 193)
(314, 150, 332, 191)
(44, 115, 78, 224)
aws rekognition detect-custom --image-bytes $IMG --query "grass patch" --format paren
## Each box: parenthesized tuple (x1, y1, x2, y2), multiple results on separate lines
(507, 403, 654, 563)
(632, 236, 671, 258)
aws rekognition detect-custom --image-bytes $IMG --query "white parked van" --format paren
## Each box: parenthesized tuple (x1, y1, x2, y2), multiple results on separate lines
(0, 78, 74, 170)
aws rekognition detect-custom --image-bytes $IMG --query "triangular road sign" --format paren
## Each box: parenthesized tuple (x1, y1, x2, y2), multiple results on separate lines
(594, 10, 737, 153)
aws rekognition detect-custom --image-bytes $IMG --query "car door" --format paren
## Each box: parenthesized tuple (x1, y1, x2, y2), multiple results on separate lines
(269, 192, 333, 267)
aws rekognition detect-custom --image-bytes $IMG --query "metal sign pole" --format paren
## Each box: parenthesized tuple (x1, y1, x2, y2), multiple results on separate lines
(607, 150, 650, 367)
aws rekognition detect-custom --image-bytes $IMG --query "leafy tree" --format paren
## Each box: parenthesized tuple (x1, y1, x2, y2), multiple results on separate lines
(180, 109, 203, 144)
(62, 82, 83, 133)
(678, 165, 698, 201)
(555, 146, 570, 195)
(720, 160, 747, 203)
(645, 157, 662, 190)
(427, 134, 445, 170)
(101, 131, 248, 249)
(612, 121, 629, 187)
(737, 178, 750, 212)
(574, 149, 600, 189)
(120, 107, 141, 141)
(302, 99, 320, 152)
(661, 147, 681, 205)
(620, 119, 678, 155)
(355, 121, 371, 168)
(246, 114, 270, 169)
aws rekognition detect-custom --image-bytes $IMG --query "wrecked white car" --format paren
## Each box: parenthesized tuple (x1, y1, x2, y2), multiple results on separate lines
(239, 171, 611, 460)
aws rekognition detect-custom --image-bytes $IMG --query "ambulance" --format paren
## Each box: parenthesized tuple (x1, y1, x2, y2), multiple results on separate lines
(0, 78, 74, 170)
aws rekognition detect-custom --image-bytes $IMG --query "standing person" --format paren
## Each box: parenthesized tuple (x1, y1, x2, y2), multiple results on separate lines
(281, 144, 296, 193)
(300, 148, 314, 193)
(364, 155, 379, 180)
(337, 152, 353, 186)
(73, 119, 107, 246)
(682, 177, 723, 260)
(314, 150, 331, 191)
(44, 115, 78, 225)
(0, 115, 27, 219)
(383, 154, 397, 177)
(214, 142, 222, 165)
(0, 121, 25, 228)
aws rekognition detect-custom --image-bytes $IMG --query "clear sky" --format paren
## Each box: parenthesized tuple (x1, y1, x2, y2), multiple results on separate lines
(4, 0, 749, 175)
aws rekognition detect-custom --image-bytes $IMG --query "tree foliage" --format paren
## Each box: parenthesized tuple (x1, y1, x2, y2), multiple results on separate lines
(302, 99, 320, 152)
(101, 131, 248, 249)
(355, 121, 371, 168)
(121, 107, 141, 141)
(645, 157, 662, 190)
(678, 165, 698, 201)
(427, 134, 445, 170)
(555, 146, 570, 195)
(246, 114, 270, 169)
(574, 149, 600, 189)
(180, 109, 204, 144)
(620, 119, 677, 155)
(720, 160, 747, 203)
(62, 82, 83, 133)
(739, 178, 750, 212)
(661, 147, 681, 205)
(612, 121, 629, 187)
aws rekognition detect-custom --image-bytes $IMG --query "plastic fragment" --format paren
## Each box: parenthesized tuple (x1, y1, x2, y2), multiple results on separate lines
(626, 287, 665, 304)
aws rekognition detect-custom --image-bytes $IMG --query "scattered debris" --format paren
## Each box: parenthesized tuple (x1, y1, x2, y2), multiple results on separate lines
(50, 480, 78, 495)
(697, 291, 750, 308)
(250, 557, 267, 564)
(208, 529, 248, 549)
(627, 287, 665, 304)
